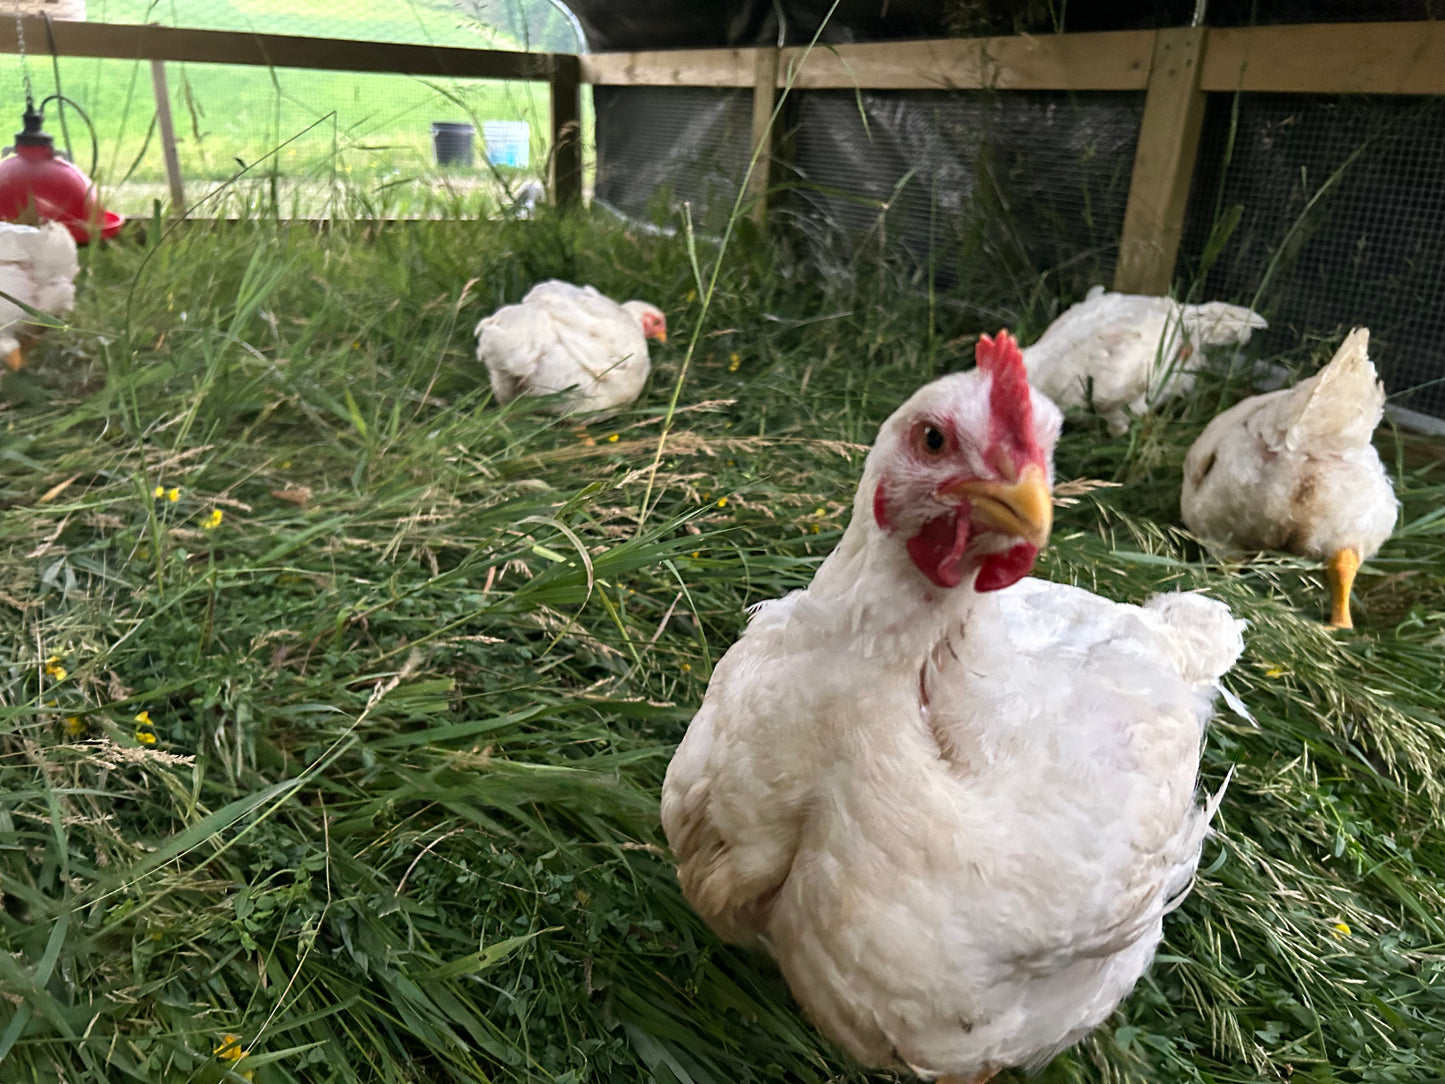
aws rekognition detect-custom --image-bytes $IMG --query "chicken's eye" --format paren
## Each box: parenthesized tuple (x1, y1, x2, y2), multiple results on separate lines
(921, 424, 946, 454)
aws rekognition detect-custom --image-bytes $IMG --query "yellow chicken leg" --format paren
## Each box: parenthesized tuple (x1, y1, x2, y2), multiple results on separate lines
(4, 345, 23, 371)
(1327, 546, 1361, 629)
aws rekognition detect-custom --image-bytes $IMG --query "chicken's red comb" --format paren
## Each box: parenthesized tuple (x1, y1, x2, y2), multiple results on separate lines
(976, 329, 1039, 462)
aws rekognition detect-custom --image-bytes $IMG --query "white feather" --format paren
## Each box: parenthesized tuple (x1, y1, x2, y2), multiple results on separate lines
(1023, 288, 1266, 435)
(474, 279, 661, 416)
(0, 221, 79, 356)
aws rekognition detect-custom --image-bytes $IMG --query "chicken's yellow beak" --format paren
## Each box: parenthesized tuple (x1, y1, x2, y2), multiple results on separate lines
(938, 464, 1052, 550)
(653, 329, 668, 344)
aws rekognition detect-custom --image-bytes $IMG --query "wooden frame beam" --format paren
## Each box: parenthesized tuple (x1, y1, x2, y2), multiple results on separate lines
(745, 47, 780, 228)
(1113, 27, 1208, 295)
(548, 52, 583, 209)
(778, 31, 1154, 91)
(1201, 21, 1445, 95)
(582, 31, 1155, 91)
(0, 17, 554, 79)
(580, 47, 762, 88)
(148, 58, 186, 214)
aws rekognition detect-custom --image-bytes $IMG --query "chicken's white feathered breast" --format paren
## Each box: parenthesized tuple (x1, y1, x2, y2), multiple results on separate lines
(663, 332, 1245, 1082)
(1181, 327, 1398, 627)
(474, 279, 665, 416)
(1023, 286, 1267, 435)
(0, 220, 79, 370)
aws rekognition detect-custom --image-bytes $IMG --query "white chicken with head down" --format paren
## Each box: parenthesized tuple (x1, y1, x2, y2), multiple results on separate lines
(662, 332, 1244, 1084)
(1023, 286, 1267, 435)
(1181, 327, 1398, 629)
(474, 279, 666, 416)
(0, 220, 79, 372)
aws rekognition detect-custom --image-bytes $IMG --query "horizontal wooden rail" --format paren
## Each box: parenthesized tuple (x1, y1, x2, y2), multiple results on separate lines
(5, 18, 1439, 97)
(584, 22, 1445, 96)
(0, 17, 555, 79)
(780, 31, 1155, 91)
(581, 31, 1156, 91)
(1200, 21, 1445, 95)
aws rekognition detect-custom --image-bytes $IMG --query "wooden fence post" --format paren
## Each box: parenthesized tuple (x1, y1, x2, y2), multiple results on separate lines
(1113, 27, 1208, 295)
(745, 46, 779, 228)
(148, 57, 186, 214)
(549, 52, 583, 209)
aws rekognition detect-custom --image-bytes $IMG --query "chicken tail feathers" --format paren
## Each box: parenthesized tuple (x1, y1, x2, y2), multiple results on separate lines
(1180, 300, 1268, 347)
(1281, 327, 1385, 452)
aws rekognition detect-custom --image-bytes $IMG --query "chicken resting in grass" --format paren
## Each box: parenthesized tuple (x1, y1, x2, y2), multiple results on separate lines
(1181, 327, 1399, 629)
(1023, 286, 1267, 435)
(663, 332, 1245, 1083)
(0, 220, 79, 372)
(475, 279, 666, 416)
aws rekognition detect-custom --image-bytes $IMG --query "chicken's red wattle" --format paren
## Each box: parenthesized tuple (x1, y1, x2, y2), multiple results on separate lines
(906, 511, 971, 588)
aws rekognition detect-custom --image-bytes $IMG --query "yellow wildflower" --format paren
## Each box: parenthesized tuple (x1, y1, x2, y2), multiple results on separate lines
(166, 487, 180, 503)
(202, 508, 224, 530)
(1332, 921, 1352, 938)
(814, 507, 826, 516)
(684, 288, 697, 303)
(1265, 667, 1285, 678)
(607, 433, 620, 443)
(690, 551, 700, 559)
(134, 710, 152, 727)
(153, 485, 165, 499)
(44, 655, 67, 682)
(811, 523, 821, 534)
(716, 497, 728, 508)
(135, 729, 157, 746)
(64, 715, 85, 736)
(215, 1034, 246, 1062)
(727, 352, 741, 372)
(681, 662, 691, 672)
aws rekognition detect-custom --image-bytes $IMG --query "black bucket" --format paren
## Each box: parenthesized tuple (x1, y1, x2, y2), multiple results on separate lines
(431, 122, 475, 167)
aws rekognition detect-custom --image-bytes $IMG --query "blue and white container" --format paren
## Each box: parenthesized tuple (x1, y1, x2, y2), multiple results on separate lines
(483, 121, 530, 169)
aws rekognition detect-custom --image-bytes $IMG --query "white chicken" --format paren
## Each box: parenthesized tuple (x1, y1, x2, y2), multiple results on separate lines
(1023, 285, 1267, 435)
(0, 220, 79, 371)
(662, 332, 1245, 1083)
(474, 279, 666, 416)
(1181, 327, 1398, 629)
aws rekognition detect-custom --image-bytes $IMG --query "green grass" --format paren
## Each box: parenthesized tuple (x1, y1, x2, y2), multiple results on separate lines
(1, 206, 1444, 1084)
(0, 0, 562, 212)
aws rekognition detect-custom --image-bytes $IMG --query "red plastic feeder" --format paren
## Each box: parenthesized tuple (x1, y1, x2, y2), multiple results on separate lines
(0, 105, 122, 244)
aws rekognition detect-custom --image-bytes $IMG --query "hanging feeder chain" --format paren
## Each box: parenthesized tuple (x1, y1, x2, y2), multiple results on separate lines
(13, 5, 34, 110)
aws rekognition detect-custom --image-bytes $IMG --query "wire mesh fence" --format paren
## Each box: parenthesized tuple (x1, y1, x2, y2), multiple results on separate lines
(0, 0, 573, 217)
(1180, 93, 1445, 417)
(786, 89, 1142, 304)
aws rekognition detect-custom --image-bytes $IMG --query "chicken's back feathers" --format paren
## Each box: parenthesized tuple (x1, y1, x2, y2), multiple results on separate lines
(474, 279, 653, 415)
(1022, 288, 1266, 434)
(1178, 298, 1270, 347)
(0, 221, 79, 354)
(1181, 327, 1397, 561)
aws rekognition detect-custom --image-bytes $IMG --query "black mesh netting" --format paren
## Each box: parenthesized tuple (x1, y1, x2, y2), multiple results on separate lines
(1180, 93, 1445, 416)
(592, 86, 753, 232)
(786, 90, 1143, 298)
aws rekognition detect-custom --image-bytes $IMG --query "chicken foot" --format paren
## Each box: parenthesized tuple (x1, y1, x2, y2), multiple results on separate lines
(4, 345, 23, 372)
(1327, 546, 1361, 629)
